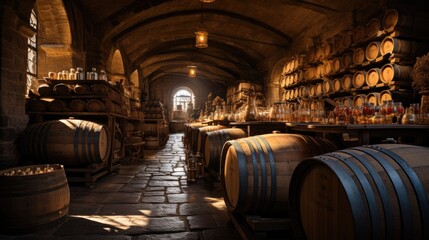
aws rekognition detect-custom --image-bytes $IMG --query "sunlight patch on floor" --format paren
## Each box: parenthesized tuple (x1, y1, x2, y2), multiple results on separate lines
(204, 197, 227, 211)
(71, 215, 149, 230)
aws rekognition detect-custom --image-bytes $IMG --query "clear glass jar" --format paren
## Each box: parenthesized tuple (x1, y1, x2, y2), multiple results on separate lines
(76, 67, 84, 80)
(401, 107, 417, 124)
(91, 68, 98, 80)
(244, 90, 258, 121)
(99, 70, 107, 81)
(381, 100, 394, 124)
(69, 68, 76, 80)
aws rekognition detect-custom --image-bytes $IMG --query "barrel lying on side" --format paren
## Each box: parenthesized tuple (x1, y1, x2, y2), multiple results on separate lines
(220, 133, 337, 217)
(289, 144, 429, 240)
(203, 128, 247, 172)
(20, 119, 109, 166)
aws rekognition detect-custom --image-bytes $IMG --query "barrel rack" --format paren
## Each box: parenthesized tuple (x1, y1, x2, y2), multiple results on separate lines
(26, 79, 132, 187)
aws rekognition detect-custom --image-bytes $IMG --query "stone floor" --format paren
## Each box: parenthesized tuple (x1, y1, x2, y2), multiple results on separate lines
(0, 133, 242, 240)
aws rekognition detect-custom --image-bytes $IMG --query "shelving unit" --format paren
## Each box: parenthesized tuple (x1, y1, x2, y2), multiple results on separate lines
(280, 8, 427, 112)
(26, 79, 128, 186)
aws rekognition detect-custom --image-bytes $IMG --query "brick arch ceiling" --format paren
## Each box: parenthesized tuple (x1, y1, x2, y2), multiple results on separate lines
(77, 0, 379, 87)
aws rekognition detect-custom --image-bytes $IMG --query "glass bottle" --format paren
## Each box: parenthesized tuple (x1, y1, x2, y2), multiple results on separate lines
(401, 107, 417, 124)
(244, 88, 258, 121)
(99, 70, 107, 81)
(69, 68, 76, 80)
(76, 67, 84, 80)
(91, 68, 98, 80)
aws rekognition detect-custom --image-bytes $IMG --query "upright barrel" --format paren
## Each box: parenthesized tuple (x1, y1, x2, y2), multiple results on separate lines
(0, 164, 70, 234)
(289, 144, 429, 240)
(20, 119, 109, 166)
(221, 133, 337, 217)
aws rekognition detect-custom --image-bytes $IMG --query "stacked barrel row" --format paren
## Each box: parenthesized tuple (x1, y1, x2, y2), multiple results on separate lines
(28, 82, 123, 114)
(282, 8, 427, 108)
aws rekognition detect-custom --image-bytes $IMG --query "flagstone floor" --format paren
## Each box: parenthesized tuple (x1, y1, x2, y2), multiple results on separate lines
(0, 133, 241, 240)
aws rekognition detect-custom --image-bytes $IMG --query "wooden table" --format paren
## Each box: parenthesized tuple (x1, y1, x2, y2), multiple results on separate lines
(285, 122, 429, 146)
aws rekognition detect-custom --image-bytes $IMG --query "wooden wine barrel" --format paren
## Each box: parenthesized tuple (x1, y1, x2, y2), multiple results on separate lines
(315, 64, 325, 78)
(380, 36, 428, 56)
(332, 57, 342, 73)
(366, 18, 381, 38)
(382, 9, 406, 33)
(353, 94, 366, 107)
(354, 25, 367, 43)
(0, 164, 70, 234)
(308, 85, 316, 98)
(37, 83, 54, 97)
(315, 45, 325, 60)
(53, 83, 72, 95)
(342, 52, 353, 69)
(74, 84, 91, 94)
(91, 84, 108, 94)
(353, 47, 365, 65)
(220, 133, 337, 217)
(20, 119, 109, 166)
(69, 99, 86, 112)
(47, 99, 67, 112)
(324, 61, 334, 75)
(196, 125, 228, 155)
(315, 83, 323, 96)
(289, 144, 429, 240)
(332, 78, 342, 92)
(322, 79, 334, 94)
(186, 123, 210, 152)
(342, 96, 353, 108)
(366, 92, 381, 106)
(380, 89, 392, 101)
(324, 42, 333, 57)
(380, 63, 412, 83)
(203, 128, 247, 171)
(304, 67, 316, 80)
(86, 99, 106, 112)
(342, 30, 354, 49)
(366, 68, 381, 87)
(382, 9, 429, 34)
(341, 74, 353, 91)
(365, 41, 382, 61)
(352, 70, 367, 89)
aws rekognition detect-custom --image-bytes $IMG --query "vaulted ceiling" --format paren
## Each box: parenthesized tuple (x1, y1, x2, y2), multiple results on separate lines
(76, 0, 382, 87)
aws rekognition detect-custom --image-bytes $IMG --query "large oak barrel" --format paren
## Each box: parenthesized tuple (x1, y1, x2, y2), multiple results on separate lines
(203, 128, 247, 171)
(20, 119, 109, 166)
(196, 125, 228, 155)
(380, 63, 412, 83)
(289, 144, 429, 240)
(365, 41, 382, 61)
(0, 164, 70, 234)
(184, 123, 207, 150)
(221, 133, 337, 217)
(352, 70, 367, 89)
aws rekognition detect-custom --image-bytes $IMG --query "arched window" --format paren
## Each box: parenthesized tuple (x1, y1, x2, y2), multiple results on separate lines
(26, 9, 38, 96)
(173, 89, 194, 111)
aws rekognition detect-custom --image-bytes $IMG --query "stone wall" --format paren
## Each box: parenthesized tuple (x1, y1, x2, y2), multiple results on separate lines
(0, 1, 35, 168)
